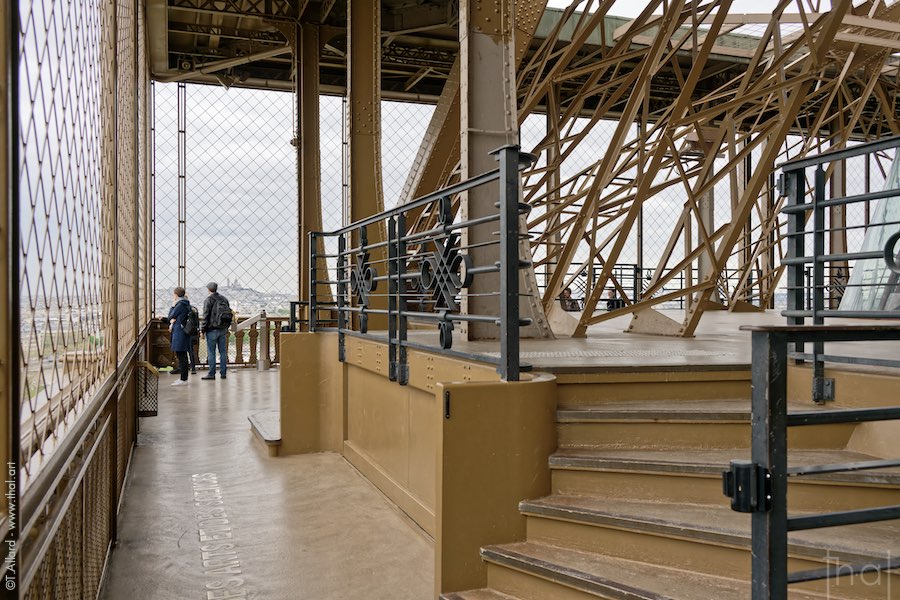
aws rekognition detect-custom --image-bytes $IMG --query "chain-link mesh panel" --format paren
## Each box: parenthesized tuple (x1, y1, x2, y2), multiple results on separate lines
(116, 0, 136, 357)
(319, 95, 346, 301)
(152, 82, 179, 308)
(381, 100, 434, 211)
(137, 0, 149, 326)
(152, 83, 298, 318)
(19, 0, 119, 482)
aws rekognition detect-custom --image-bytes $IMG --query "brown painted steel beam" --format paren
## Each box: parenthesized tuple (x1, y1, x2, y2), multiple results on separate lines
(298, 23, 325, 303)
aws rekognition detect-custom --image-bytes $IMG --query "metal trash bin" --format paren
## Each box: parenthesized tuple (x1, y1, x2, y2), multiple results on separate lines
(137, 361, 160, 417)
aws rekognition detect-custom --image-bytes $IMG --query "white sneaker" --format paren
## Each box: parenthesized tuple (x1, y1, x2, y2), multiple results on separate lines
(171, 380, 188, 386)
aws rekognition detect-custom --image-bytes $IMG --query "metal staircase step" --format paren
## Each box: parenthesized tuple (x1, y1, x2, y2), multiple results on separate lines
(519, 494, 900, 568)
(440, 589, 523, 600)
(557, 399, 754, 422)
(480, 541, 787, 600)
(551, 447, 900, 485)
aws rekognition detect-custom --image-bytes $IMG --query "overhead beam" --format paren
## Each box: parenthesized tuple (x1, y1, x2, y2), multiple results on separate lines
(167, 0, 300, 21)
(158, 45, 293, 83)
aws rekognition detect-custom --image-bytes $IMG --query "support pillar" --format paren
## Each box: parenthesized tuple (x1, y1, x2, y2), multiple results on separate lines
(459, 0, 518, 339)
(347, 0, 387, 327)
(297, 21, 323, 303)
(347, 0, 384, 226)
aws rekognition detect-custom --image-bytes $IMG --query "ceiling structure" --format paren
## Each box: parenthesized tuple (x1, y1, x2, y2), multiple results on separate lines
(146, 1, 900, 338)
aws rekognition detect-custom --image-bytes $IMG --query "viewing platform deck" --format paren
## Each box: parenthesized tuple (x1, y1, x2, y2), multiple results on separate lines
(100, 369, 433, 600)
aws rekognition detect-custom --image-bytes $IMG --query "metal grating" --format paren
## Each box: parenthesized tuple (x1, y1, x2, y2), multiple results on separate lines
(23, 488, 83, 600)
(83, 424, 113, 595)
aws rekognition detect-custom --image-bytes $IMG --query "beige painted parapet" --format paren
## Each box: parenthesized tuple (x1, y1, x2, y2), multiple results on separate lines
(279, 332, 344, 454)
(436, 373, 557, 598)
(279, 333, 557, 597)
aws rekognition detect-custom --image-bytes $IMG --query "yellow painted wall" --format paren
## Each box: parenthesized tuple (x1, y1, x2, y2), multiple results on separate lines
(436, 374, 557, 596)
(279, 332, 558, 597)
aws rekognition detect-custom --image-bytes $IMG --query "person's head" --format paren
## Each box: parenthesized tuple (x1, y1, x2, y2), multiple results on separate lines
(606, 289, 615, 298)
(173, 286, 186, 299)
(207, 282, 218, 295)
(562, 287, 572, 298)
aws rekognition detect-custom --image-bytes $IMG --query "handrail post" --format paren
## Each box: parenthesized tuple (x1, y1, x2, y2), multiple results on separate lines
(784, 169, 805, 356)
(396, 213, 408, 385)
(751, 329, 789, 600)
(388, 217, 397, 381)
(497, 144, 520, 382)
(337, 233, 346, 362)
(309, 232, 318, 332)
(812, 167, 827, 401)
(258, 310, 270, 371)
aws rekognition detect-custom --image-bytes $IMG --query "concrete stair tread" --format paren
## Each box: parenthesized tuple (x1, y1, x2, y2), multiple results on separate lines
(248, 409, 281, 444)
(558, 399, 754, 422)
(558, 399, 867, 422)
(521, 494, 900, 563)
(551, 447, 900, 485)
(440, 589, 522, 600)
(482, 541, 759, 600)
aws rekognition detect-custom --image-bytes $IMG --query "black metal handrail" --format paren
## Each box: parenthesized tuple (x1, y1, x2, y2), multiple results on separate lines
(779, 135, 900, 401)
(308, 145, 535, 382)
(723, 325, 900, 599)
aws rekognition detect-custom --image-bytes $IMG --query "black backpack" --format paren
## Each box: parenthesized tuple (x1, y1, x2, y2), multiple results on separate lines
(210, 295, 233, 328)
(183, 306, 200, 336)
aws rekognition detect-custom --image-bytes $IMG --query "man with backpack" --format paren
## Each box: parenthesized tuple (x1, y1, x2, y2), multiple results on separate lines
(201, 282, 233, 380)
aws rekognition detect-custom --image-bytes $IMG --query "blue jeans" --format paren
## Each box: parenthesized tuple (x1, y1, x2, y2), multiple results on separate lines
(206, 328, 228, 376)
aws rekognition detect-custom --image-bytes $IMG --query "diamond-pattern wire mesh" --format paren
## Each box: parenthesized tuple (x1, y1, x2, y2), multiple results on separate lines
(136, 0, 149, 327)
(18, 0, 126, 482)
(152, 83, 298, 319)
(116, 0, 136, 358)
(381, 100, 435, 211)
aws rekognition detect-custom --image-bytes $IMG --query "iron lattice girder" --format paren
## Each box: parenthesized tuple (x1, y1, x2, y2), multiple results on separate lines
(168, 21, 287, 44)
(167, 0, 298, 21)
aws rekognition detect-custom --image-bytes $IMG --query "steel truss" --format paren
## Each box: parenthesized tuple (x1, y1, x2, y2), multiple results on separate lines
(407, 0, 900, 337)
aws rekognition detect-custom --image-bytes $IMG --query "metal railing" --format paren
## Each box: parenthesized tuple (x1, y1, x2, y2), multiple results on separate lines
(779, 136, 900, 401)
(308, 145, 535, 383)
(148, 314, 287, 372)
(723, 325, 900, 599)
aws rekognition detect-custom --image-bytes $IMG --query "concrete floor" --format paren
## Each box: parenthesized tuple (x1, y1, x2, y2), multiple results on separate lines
(100, 369, 434, 600)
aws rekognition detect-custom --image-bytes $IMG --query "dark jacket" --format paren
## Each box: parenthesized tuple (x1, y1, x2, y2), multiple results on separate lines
(202, 292, 229, 333)
(167, 298, 192, 352)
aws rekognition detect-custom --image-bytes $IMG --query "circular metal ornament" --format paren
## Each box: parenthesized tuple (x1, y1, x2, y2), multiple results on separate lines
(884, 231, 900, 275)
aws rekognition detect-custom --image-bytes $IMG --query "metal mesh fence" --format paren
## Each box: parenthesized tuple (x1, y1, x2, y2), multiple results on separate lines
(18, 0, 128, 482)
(381, 100, 435, 211)
(17, 0, 147, 593)
(152, 82, 299, 319)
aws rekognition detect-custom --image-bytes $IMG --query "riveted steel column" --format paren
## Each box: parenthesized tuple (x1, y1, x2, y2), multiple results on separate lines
(297, 21, 323, 304)
(347, 0, 386, 328)
(459, 0, 518, 339)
